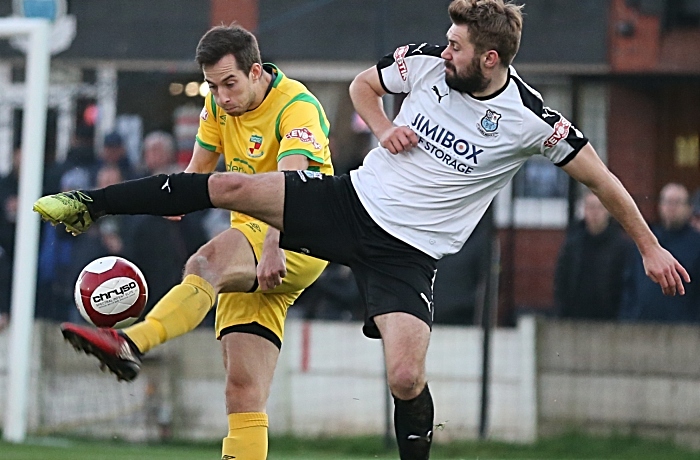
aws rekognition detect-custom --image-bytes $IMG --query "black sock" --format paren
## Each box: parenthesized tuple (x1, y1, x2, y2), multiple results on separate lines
(394, 384, 434, 460)
(83, 173, 213, 218)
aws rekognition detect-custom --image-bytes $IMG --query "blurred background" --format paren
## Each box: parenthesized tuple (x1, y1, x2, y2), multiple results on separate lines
(1, 0, 700, 457)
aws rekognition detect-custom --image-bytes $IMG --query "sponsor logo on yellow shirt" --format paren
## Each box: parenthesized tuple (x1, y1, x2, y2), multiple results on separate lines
(286, 127, 321, 150)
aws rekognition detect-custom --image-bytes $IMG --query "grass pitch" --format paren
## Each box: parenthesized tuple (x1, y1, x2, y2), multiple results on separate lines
(1, 433, 698, 459)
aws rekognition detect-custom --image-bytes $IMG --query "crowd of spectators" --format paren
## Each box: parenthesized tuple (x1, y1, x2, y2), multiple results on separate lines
(1, 124, 699, 328)
(555, 183, 700, 324)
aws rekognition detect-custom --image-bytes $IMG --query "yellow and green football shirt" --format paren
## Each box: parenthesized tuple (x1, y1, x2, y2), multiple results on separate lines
(196, 63, 334, 225)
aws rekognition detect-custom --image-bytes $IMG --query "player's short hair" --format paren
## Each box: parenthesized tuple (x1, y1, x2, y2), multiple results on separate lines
(195, 24, 262, 73)
(448, 0, 523, 67)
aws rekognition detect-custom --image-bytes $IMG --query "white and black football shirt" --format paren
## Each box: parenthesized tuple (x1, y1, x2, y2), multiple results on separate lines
(350, 43, 589, 259)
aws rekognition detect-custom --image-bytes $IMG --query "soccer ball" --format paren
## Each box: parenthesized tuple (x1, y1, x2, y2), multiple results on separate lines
(74, 256, 148, 328)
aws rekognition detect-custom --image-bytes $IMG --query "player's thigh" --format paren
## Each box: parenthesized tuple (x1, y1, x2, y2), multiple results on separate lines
(221, 331, 280, 412)
(209, 172, 285, 230)
(216, 290, 301, 342)
(236, 220, 328, 294)
(186, 227, 257, 293)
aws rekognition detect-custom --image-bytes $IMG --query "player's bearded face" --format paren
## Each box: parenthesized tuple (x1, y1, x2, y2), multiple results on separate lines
(444, 53, 489, 94)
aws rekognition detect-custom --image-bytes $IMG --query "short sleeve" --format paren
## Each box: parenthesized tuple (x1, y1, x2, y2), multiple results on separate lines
(538, 108, 588, 166)
(276, 94, 329, 166)
(195, 94, 223, 153)
(376, 43, 445, 95)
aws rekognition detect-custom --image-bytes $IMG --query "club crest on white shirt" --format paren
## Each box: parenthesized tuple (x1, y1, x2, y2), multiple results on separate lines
(478, 109, 501, 137)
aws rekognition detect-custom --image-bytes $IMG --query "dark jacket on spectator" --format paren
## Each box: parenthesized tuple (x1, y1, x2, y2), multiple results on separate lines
(619, 224, 700, 322)
(554, 221, 631, 320)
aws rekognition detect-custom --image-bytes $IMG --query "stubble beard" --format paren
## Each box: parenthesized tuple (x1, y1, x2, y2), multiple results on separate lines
(444, 56, 490, 94)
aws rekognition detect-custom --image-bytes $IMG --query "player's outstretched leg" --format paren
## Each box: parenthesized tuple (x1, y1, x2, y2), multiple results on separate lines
(33, 171, 287, 235)
(33, 173, 214, 234)
(60, 323, 142, 381)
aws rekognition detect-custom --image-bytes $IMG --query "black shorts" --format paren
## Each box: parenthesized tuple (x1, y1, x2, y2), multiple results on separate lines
(280, 171, 437, 339)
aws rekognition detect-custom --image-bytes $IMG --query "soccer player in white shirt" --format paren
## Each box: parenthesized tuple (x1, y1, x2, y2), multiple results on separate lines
(35, 1, 689, 458)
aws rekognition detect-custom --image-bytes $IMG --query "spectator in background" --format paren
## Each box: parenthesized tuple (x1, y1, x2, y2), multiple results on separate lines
(0, 244, 9, 330)
(124, 131, 208, 317)
(44, 124, 96, 194)
(95, 131, 136, 181)
(0, 147, 20, 261)
(690, 188, 700, 233)
(620, 183, 700, 322)
(554, 192, 631, 320)
(0, 147, 20, 327)
(139, 131, 181, 177)
(93, 164, 129, 255)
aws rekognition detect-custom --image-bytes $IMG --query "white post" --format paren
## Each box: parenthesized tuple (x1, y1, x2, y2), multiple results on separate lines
(1, 17, 51, 444)
(55, 90, 74, 162)
(95, 63, 117, 153)
(0, 62, 12, 176)
(517, 315, 538, 442)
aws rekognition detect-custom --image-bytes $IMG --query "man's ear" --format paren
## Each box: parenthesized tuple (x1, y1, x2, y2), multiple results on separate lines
(482, 50, 501, 69)
(249, 62, 263, 81)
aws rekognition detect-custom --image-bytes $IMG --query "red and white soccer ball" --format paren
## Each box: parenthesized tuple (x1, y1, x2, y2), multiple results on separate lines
(74, 256, 148, 328)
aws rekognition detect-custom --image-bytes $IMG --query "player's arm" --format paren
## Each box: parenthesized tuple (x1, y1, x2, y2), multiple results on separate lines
(185, 143, 220, 173)
(256, 154, 310, 291)
(350, 67, 418, 154)
(562, 144, 690, 296)
(191, 95, 223, 173)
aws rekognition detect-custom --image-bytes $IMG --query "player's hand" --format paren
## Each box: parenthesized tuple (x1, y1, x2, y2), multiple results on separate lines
(642, 245, 690, 296)
(163, 215, 183, 221)
(379, 126, 419, 154)
(257, 247, 287, 291)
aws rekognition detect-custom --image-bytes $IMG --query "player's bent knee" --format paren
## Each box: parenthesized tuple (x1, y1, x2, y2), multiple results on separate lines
(184, 249, 222, 289)
(184, 253, 206, 277)
(387, 367, 425, 399)
(225, 379, 270, 412)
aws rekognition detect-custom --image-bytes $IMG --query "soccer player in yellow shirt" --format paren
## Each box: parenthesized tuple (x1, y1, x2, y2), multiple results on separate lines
(57, 25, 332, 460)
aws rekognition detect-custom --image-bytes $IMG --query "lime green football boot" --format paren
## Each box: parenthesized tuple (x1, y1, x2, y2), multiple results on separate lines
(33, 190, 95, 235)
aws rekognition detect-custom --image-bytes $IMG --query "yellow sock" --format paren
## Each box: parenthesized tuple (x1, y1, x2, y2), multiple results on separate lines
(124, 275, 215, 353)
(222, 412, 268, 460)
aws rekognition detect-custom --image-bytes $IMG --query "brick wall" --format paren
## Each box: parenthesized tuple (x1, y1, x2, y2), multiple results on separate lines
(498, 229, 566, 324)
(607, 84, 659, 220)
(210, 0, 258, 30)
(609, 0, 700, 73)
